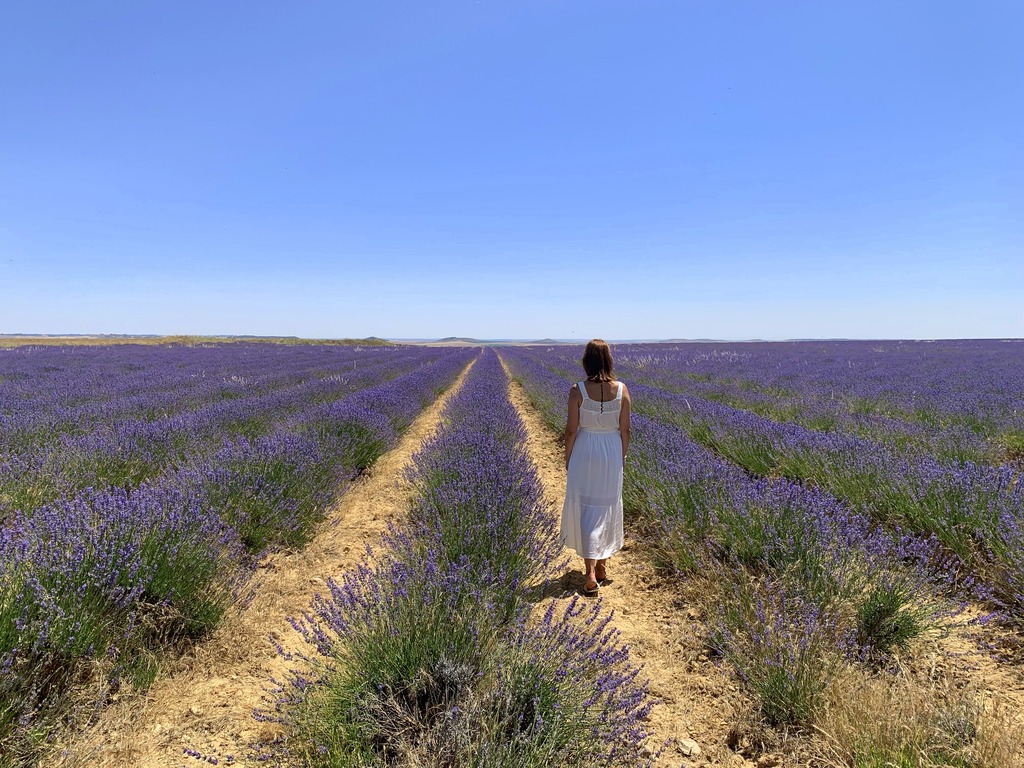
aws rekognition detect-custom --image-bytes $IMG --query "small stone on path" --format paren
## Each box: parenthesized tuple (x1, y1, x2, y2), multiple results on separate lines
(678, 737, 701, 757)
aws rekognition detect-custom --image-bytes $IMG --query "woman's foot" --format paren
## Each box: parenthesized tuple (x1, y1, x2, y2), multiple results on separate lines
(595, 560, 608, 583)
(582, 558, 599, 595)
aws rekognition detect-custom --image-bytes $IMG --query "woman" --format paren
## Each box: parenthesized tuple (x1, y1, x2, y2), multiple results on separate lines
(561, 339, 631, 595)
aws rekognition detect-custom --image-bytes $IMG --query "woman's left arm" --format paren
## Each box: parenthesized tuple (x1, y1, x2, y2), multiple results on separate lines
(619, 384, 631, 465)
(565, 384, 582, 469)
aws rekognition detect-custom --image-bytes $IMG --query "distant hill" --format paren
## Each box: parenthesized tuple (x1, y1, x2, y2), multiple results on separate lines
(393, 337, 750, 346)
(400, 337, 583, 347)
(659, 338, 729, 343)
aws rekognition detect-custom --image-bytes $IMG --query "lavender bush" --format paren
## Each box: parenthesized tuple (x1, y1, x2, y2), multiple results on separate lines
(711, 578, 848, 725)
(0, 480, 244, 763)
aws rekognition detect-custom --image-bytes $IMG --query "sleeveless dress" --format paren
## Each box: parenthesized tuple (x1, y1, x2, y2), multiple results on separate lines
(560, 380, 625, 559)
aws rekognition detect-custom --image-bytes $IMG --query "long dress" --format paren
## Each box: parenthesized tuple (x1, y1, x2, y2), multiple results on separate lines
(561, 380, 625, 559)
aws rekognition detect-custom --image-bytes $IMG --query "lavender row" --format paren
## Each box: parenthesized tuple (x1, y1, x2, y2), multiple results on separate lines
(627, 380, 1024, 614)
(516, 341, 1016, 471)
(0, 345, 428, 466)
(500, 348, 951, 726)
(0, 347, 445, 517)
(0, 343, 404, 448)
(0, 347, 474, 764)
(195, 348, 477, 554)
(265, 350, 653, 766)
(613, 341, 1024, 465)
(506, 346, 1024, 617)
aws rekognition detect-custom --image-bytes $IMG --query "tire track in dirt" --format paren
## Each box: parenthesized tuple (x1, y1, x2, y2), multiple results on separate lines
(502, 363, 755, 767)
(49, 359, 477, 768)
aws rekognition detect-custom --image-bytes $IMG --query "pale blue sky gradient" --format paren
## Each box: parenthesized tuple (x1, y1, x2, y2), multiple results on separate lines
(1, 1, 1021, 339)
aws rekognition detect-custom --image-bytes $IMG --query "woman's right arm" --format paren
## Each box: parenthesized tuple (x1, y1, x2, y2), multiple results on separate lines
(565, 384, 581, 469)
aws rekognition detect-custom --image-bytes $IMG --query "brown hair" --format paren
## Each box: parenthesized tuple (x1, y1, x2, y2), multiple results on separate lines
(581, 339, 614, 381)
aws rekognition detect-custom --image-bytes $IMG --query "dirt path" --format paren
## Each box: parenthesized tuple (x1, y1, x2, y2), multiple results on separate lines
(49, 361, 475, 768)
(502, 366, 753, 767)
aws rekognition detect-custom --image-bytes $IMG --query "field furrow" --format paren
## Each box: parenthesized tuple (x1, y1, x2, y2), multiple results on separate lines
(503, 360, 751, 766)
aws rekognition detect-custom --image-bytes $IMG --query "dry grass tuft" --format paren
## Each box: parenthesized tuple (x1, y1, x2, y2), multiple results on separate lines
(811, 666, 1024, 768)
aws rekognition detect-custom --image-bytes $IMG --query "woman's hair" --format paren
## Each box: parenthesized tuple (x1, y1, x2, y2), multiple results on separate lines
(581, 339, 614, 381)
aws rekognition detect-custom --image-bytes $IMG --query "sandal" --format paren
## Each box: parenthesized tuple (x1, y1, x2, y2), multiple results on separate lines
(582, 578, 600, 596)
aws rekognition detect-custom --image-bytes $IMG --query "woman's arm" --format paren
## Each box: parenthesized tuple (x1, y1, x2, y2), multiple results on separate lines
(565, 384, 581, 469)
(619, 384, 631, 465)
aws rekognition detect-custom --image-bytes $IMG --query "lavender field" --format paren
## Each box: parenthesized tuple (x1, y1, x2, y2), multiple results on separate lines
(2, 339, 1023, 767)
(502, 339, 1024, 616)
(501, 339, 1024, 765)
(0, 342, 474, 764)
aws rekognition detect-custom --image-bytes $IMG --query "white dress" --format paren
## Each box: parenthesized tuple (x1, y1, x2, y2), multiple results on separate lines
(561, 380, 625, 559)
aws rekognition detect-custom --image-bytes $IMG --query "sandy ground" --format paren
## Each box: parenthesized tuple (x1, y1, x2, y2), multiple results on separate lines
(501, 365, 756, 767)
(47, 360, 475, 768)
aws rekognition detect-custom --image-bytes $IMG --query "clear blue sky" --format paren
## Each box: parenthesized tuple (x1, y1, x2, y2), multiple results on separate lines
(1, 1, 1021, 340)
